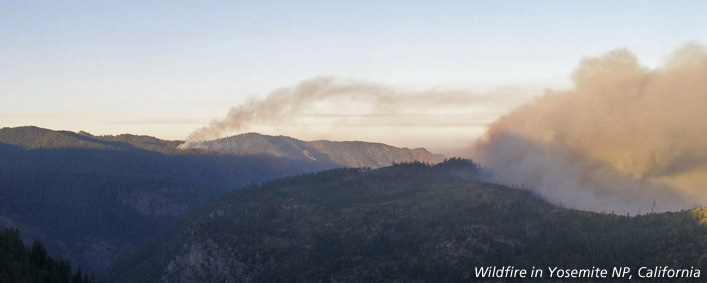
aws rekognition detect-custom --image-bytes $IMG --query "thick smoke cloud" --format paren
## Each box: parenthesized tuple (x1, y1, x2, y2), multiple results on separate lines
(476, 44, 707, 214)
(184, 77, 519, 144)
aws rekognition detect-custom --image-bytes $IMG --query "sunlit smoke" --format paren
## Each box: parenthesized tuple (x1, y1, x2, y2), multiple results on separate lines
(184, 43, 707, 214)
(476, 43, 707, 214)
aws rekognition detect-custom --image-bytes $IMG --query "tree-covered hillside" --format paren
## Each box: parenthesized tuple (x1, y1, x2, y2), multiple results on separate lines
(0, 169, 221, 272)
(0, 228, 95, 283)
(106, 159, 707, 282)
(0, 126, 328, 272)
(0, 126, 327, 189)
(184, 132, 446, 168)
(0, 126, 448, 273)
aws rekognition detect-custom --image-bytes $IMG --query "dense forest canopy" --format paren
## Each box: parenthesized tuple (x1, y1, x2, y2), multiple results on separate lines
(0, 228, 95, 283)
(107, 160, 707, 282)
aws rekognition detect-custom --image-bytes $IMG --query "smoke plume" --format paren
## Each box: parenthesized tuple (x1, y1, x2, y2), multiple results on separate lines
(476, 43, 707, 214)
(184, 77, 520, 144)
(184, 43, 707, 214)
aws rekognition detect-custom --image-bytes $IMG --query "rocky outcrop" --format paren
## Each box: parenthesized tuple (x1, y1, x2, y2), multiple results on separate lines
(160, 239, 261, 283)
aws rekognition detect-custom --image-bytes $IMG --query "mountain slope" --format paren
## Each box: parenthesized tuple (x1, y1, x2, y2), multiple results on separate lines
(106, 160, 707, 282)
(0, 127, 324, 272)
(186, 132, 446, 168)
(0, 126, 324, 209)
(1, 126, 202, 154)
(0, 126, 116, 150)
(0, 127, 329, 272)
(0, 126, 447, 273)
(0, 169, 221, 272)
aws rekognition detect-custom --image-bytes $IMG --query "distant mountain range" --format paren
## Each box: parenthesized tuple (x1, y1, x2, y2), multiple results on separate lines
(105, 160, 707, 282)
(0, 126, 446, 272)
(185, 132, 446, 168)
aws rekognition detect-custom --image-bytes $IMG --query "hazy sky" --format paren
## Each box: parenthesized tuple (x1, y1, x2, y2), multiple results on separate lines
(2, 1, 705, 154)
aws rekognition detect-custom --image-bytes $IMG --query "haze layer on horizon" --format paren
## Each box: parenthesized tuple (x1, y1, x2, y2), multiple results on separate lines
(2, 1, 706, 155)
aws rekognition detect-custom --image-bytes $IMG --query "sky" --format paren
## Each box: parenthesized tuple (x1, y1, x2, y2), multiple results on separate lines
(2, 1, 706, 155)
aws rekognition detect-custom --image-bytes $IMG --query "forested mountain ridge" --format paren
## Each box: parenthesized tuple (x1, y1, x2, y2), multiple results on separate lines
(0, 126, 447, 273)
(0, 126, 323, 272)
(0, 126, 183, 153)
(106, 159, 707, 282)
(186, 132, 446, 168)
